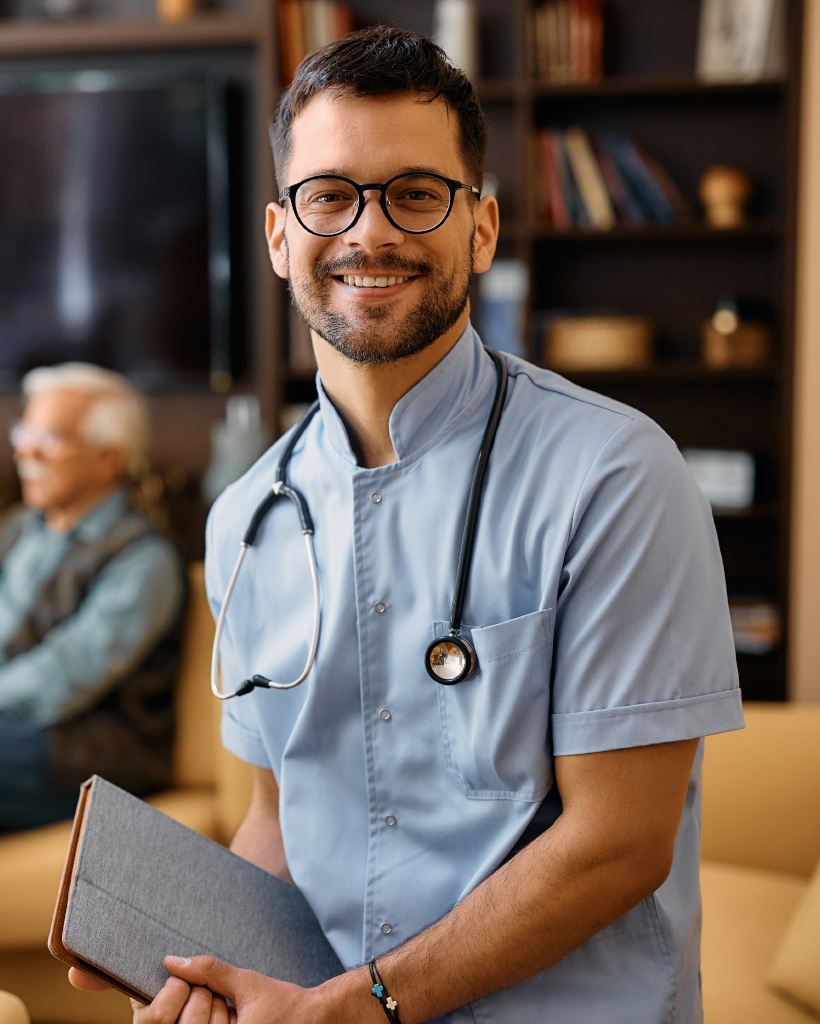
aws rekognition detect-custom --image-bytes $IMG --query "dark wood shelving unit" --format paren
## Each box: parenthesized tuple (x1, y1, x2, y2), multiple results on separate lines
(0, 12, 261, 53)
(530, 219, 783, 242)
(0, 0, 804, 695)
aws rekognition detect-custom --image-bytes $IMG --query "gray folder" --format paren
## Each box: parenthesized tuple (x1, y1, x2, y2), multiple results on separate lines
(49, 775, 345, 1002)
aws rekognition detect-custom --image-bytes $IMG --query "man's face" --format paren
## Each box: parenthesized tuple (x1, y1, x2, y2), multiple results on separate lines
(266, 92, 497, 365)
(12, 389, 120, 519)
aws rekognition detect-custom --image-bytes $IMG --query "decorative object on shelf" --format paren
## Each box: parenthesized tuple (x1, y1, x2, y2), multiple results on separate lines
(696, 0, 787, 83)
(530, 0, 603, 84)
(432, 0, 479, 79)
(156, 0, 196, 22)
(728, 596, 782, 654)
(702, 295, 772, 368)
(534, 128, 692, 231)
(201, 395, 270, 505)
(543, 314, 654, 371)
(40, 0, 90, 18)
(478, 259, 528, 359)
(699, 165, 753, 228)
(682, 448, 756, 509)
(278, 0, 354, 86)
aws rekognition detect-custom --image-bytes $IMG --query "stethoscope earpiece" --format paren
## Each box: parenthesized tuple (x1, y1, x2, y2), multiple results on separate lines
(425, 634, 476, 685)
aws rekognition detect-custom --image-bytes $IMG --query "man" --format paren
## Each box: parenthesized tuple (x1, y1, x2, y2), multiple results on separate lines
(0, 363, 185, 832)
(72, 26, 743, 1023)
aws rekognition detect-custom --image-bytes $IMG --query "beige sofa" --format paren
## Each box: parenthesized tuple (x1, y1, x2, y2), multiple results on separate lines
(0, 564, 253, 1024)
(0, 565, 817, 1023)
(701, 702, 820, 1022)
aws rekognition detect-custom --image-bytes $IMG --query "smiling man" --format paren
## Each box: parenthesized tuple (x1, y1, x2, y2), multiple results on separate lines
(71, 26, 743, 1024)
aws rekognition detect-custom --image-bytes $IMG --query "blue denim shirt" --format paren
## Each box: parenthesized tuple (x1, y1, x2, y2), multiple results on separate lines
(0, 490, 183, 727)
(206, 325, 743, 1023)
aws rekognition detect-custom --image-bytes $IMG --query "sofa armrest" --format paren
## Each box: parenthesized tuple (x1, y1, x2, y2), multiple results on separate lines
(701, 702, 820, 876)
(0, 990, 30, 1024)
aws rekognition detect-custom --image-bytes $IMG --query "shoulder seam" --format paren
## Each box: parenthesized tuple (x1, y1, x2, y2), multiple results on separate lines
(508, 366, 639, 422)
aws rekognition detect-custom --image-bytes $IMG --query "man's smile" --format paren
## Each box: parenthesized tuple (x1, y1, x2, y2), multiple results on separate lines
(332, 272, 420, 294)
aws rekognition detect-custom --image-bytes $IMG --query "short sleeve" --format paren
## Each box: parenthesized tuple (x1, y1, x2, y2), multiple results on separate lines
(551, 417, 744, 756)
(205, 499, 272, 769)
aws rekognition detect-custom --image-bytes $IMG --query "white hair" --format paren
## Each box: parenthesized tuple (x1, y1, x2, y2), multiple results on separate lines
(22, 363, 149, 473)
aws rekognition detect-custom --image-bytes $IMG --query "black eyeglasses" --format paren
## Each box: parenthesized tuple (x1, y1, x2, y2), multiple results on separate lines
(279, 172, 481, 237)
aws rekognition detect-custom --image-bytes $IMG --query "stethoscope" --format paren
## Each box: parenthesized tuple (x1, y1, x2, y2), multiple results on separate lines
(211, 345, 508, 700)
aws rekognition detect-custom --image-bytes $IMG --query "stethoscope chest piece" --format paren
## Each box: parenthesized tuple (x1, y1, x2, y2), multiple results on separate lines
(425, 634, 476, 685)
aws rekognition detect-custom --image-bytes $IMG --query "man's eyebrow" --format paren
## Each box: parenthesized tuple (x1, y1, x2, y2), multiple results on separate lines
(297, 166, 454, 181)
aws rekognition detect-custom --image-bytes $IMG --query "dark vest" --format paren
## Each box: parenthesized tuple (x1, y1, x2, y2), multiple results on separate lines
(0, 505, 188, 798)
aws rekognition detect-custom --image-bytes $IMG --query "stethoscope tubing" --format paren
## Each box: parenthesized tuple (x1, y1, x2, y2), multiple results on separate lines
(211, 347, 507, 697)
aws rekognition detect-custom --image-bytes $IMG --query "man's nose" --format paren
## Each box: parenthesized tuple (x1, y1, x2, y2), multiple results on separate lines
(342, 189, 404, 248)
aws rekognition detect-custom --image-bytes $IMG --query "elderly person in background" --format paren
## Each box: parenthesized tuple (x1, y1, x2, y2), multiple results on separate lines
(0, 363, 186, 833)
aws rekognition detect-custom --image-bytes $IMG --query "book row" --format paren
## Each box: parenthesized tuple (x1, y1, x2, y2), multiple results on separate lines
(532, 127, 693, 231)
(528, 0, 604, 84)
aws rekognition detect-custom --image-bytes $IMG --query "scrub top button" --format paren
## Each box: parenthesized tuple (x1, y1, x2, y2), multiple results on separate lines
(380, 922, 393, 935)
(370, 491, 382, 504)
(378, 708, 391, 720)
(385, 814, 397, 826)
(374, 601, 386, 614)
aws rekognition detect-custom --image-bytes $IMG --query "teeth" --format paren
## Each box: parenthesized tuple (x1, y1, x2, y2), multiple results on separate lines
(342, 275, 408, 288)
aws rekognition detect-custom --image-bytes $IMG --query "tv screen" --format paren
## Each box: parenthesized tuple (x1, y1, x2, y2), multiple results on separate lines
(0, 69, 231, 389)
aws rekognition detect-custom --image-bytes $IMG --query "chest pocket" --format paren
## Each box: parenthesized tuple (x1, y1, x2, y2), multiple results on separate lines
(435, 608, 553, 801)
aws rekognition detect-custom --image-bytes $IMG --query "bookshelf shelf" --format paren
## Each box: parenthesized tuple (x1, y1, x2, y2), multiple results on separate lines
(532, 220, 783, 243)
(0, 13, 262, 55)
(528, 76, 787, 99)
(553, 364, 780, 385)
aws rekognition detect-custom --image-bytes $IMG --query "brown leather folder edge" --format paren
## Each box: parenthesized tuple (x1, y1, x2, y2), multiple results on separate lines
(47, 777, 149, 1004)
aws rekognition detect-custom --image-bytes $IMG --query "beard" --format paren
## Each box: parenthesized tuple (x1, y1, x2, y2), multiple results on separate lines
(285, 233, 474, 365)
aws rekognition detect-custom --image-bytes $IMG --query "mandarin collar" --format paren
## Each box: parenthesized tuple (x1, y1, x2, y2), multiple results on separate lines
(315, 323, 494, 466)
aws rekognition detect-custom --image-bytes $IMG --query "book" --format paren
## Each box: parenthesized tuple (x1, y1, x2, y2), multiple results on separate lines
(602, 133, 675, 225)
(563, 126, 616, 230)
(278, 0, 306, 85)
(546, 130, 572, 229)
(49, 776, 344, 1003)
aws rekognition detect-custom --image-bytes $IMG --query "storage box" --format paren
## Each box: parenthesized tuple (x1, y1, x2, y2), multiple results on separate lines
(544, 315, 654, 371)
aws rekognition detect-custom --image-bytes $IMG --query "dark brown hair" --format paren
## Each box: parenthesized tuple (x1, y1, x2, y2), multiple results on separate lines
(270, 25, 488, 189)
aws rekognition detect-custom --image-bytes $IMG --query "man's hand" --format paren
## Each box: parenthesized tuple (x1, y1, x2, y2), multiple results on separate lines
(69, 957, 334, 1024)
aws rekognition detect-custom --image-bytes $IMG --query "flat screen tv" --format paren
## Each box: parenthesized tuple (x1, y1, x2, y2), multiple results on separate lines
(0, 68, 232, 390)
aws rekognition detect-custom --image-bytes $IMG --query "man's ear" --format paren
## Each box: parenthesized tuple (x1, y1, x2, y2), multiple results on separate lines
(265, 202, 289, 279)
(471, 195, 499, 275)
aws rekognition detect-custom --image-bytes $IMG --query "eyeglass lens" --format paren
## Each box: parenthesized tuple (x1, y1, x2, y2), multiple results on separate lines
(293, 174, 453, 235)
(9, 421, 73, 454)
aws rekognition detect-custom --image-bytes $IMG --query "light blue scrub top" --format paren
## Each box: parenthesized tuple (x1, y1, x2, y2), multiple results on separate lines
(206, 325, 744, 1024)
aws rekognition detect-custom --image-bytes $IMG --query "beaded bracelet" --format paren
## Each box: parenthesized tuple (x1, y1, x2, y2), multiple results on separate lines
(368, 958, 403, 1024)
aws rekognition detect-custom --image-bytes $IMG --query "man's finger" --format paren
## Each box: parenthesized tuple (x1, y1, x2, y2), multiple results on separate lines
(68, 967, 110, 992)
(133, 976, 191, 1024)
(164, 956, 244, 1003)
(177, 984, 213, 1024)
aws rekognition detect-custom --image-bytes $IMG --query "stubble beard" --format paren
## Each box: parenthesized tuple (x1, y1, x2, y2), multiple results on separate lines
(284, 232, 475, 365)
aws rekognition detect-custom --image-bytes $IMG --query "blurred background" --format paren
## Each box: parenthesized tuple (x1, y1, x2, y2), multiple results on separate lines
(0, 0, 817, 706)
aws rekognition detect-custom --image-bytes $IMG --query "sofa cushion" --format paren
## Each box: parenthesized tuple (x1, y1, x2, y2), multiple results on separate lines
(701, 859, 812, 1023)
(768, 855, 820, 1016)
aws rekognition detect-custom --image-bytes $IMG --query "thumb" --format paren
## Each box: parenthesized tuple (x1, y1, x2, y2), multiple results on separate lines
(164, 955, 244, 1000)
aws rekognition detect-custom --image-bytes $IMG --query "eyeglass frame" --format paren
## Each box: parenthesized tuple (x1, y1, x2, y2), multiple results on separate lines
(279, 171, 482, 237)
(9, 420, 88, 457)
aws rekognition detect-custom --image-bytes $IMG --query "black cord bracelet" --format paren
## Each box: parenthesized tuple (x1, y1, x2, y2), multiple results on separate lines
(368, 958, 403, 1024)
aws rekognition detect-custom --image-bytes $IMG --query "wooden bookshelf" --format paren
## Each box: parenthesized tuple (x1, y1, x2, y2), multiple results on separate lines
(0, 0, 805, 694)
